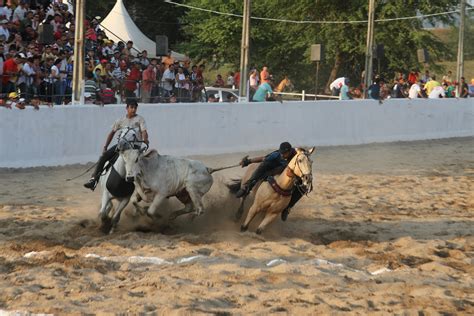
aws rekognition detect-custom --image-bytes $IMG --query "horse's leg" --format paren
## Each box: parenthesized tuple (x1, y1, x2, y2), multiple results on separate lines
(255, 212, 279, 235)
(235, 196, 246, 221)
(241, 202, 261, 232)
(99, 191, 113, 233)
(109, 197, 130, 234)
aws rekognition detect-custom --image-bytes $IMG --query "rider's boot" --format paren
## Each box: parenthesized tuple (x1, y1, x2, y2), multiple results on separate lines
(84, 177, 98, 191)
(235, 179, 256, 198)
(281, 207, 291, 221)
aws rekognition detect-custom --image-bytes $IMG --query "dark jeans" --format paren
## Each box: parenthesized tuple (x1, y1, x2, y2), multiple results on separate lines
(91, 145, 118, 181)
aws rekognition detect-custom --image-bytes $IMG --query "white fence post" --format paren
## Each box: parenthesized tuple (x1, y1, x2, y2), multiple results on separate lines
(302, 90, 305, 101)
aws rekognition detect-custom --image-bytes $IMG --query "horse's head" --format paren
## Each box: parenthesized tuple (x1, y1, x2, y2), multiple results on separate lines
(116, 127, 140, 151)
(288, 147, 316, 192)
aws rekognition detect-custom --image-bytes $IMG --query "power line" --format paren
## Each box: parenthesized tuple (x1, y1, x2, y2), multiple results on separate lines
(164, 0, 472, 25)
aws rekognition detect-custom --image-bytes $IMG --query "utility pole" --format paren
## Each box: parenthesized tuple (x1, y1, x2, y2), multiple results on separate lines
(456, 0, 466, 97)
(239, 0, 251, 102)
(72, 0, 85, 104)
(363, 0, 375, 98)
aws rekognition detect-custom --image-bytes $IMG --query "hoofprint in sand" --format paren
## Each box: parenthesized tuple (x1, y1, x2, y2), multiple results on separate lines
(0, 138, 472, 314)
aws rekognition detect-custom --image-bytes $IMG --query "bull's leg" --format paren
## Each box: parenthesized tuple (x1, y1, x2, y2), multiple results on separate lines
(109, 197, 131, 234)
(146, 193, 167, 219)
(241, 202, 261, 232)
(255, 212, 278, 235)
(187, 189, 205, 216)
(168, 202, 194, 221)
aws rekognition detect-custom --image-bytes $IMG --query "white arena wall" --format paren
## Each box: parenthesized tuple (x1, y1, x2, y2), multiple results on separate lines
(0, 98, 473, 168)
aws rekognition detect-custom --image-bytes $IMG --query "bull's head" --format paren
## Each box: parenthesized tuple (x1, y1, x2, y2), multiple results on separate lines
(120, 147, 147, 182)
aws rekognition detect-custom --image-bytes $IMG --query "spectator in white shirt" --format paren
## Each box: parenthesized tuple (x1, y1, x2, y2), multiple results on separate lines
(12, 1, 27, 23)
(428, 85, 445, 99)
(408, 80, 423, 99)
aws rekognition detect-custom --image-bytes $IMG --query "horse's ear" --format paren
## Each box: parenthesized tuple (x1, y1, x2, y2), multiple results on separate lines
(307, 146, 316, 155)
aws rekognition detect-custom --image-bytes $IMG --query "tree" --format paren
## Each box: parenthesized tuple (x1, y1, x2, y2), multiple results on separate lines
(179, 0, 459, 91)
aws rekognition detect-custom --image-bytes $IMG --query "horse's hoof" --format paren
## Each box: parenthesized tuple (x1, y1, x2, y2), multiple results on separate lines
(256, 228, 263, 235)
(100, 219, 112, 234)
(240, 225, 248, 232)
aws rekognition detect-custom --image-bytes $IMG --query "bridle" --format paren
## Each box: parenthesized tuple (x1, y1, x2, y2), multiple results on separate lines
(287, 151, 313, 195)
(117, 127, 148, 152)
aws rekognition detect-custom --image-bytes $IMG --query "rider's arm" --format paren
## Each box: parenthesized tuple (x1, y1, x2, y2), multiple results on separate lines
(248, 156, 264, 164)
(142, 130, 149, 145)
(103, 130, 115, 152)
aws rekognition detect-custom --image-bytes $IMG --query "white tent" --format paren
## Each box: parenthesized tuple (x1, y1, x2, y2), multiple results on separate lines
(100, 0, 186, 60)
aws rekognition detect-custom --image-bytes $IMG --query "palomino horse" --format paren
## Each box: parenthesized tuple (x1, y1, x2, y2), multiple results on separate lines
(240, 147, 315, 234)
(227, 162, 266, 221)
(274, 76, 294, 93)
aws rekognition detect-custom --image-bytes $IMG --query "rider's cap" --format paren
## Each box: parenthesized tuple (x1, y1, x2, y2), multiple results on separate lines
(279, 141, 292, 153)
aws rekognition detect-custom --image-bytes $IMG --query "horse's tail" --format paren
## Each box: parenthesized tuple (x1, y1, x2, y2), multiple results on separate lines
(226, 179, 242, 195)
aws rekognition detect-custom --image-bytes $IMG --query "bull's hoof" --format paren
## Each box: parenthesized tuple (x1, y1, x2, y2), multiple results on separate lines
(240, 225, 248, 232)
(256, 228, 263, 235)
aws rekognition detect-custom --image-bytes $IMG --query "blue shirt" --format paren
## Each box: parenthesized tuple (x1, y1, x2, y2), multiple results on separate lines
(252, 82, 273, 102)
(264, 150, 288, 166)
(340, 84, 351, 100)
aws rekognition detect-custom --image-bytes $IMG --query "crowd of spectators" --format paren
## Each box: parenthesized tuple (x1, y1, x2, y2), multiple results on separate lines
(0, 0, 471, 110)
(331, 70, 473, 101)
(0, 0, 213, 110)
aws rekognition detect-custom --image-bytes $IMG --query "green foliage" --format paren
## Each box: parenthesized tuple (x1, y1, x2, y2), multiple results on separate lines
(179, 0, 460, 90)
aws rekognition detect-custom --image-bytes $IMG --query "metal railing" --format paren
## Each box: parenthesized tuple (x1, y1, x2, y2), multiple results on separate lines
(276, 91, 339, 101)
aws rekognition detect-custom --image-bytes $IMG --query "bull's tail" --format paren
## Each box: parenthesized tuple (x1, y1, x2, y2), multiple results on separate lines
(207, 163, 240, 174)
(226, 179, 242, 195)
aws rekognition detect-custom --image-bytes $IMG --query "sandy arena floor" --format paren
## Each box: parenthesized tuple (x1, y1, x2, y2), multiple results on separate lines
(0, 138, 473, 315)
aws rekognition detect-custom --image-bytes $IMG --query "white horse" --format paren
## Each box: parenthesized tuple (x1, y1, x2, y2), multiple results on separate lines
(98, 128, 144, 234)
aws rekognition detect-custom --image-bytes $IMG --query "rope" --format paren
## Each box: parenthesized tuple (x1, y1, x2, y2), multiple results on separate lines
(65, 162, 97, 181)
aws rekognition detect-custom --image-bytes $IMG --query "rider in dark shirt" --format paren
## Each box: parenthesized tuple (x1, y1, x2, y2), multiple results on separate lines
(235, 141, 305, 221)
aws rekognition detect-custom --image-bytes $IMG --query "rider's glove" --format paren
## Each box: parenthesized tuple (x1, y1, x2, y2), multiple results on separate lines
(240, 156, 251, 167)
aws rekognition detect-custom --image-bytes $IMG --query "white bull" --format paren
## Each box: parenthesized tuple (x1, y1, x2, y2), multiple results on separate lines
(120, 148, 222, 220)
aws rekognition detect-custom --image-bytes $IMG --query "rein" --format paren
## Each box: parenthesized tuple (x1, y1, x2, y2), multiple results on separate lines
(65, 161, 98, 181)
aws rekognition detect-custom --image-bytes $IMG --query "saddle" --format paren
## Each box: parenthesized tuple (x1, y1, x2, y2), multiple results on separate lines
(101, 152, 135, 198)
(106, 166, 135, 198)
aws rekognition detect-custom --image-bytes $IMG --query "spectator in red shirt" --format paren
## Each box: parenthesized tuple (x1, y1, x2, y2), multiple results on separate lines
(260, 66, 270, 84)
(3, 53, 23, 94)
(408, 69, 418, 85)
(124, 61, 141, 103)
